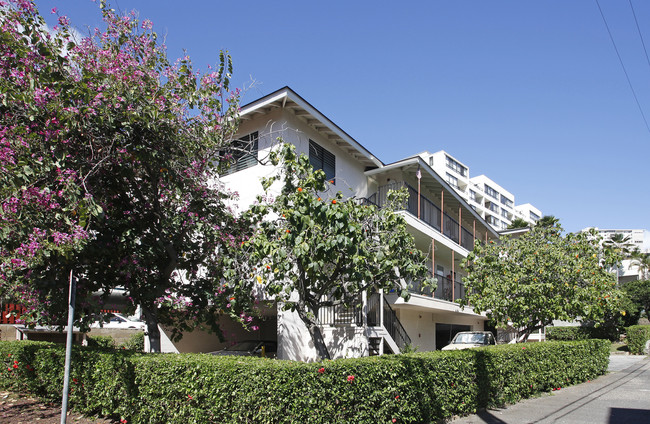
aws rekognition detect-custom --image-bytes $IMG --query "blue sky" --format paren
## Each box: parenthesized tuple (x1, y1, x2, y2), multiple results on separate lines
(35, 0, 649, 236)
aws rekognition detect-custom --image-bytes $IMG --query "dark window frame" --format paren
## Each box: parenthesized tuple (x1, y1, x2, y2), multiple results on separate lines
(221, 131, 259, 176)
(309, 140, 336, 183)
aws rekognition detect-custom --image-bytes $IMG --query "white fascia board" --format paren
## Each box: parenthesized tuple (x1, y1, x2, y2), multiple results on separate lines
(387, 294, 486, 317)
(286, 92, 383, 168)
(240, 90, 290, 117)
(240, 88, 383, 168)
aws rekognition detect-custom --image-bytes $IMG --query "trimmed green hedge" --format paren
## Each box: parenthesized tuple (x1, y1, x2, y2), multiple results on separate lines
(0, 339, 610, 423)
(546, 325, 616, 341)
(626, 325, 650, 355)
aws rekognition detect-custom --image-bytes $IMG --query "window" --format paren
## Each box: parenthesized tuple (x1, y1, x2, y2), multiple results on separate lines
(469, 189, 477, 202)
(445, 155, 467, 177)
(500, 195, 513, 208)
(530, 211, 540, 221)
(501, 209, 510, 218)
(446, 173, 459, 189)
(486, 215, 500, 226)
(309, 140, 336, 183)
(488, 202, 499, 213)
(221, 131, 258, 176)
(484, 184, 499, 199)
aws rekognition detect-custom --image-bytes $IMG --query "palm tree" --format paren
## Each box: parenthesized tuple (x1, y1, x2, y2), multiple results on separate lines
(536, 215, 559, 228)
(603, 233, 634, 257)
(507, 218, 530, 230)
(629, 249, 650, 280)
(603, 233, 635, 284)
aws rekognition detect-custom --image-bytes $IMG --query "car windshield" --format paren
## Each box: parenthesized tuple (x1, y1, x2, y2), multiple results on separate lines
(226, 341, 260, 352)
(454, 333, 486, 344)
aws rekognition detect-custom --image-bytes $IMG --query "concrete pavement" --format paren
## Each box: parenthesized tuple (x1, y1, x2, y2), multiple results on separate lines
(451, 354, 650, 424)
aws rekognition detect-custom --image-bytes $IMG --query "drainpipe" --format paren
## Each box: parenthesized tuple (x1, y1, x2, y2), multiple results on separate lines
(458, 206, 462, 245)
(452, 251, 455, 301)
(473, 220, 476, 245)
(440, 190, 444, 233)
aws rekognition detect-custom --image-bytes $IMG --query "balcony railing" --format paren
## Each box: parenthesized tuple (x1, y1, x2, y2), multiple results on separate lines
(407, 275, 466, 302)
(319, 300, 363, 326)
(434, 275, 465, 302)
(369, 181, 475, 251)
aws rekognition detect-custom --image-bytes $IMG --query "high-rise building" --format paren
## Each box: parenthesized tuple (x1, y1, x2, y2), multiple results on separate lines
(421, 150, 542, 231)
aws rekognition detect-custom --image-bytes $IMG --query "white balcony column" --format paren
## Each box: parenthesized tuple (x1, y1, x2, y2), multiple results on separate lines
(431, 238, 435, 298)
(379, 290, 385, 355)
(362, 291, 368, 327)
(379, 290, 384, 328)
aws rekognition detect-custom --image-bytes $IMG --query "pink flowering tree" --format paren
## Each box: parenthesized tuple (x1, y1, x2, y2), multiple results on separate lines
(0, 0, 259, 351)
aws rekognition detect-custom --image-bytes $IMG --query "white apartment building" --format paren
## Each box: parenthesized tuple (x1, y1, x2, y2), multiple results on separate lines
(585, 228, 648, 283)
(421, 150, 542, 231)
(157, 87, 500, 360)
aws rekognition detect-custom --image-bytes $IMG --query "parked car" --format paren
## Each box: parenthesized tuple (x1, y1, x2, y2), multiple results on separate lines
(441, 331, 496, 351)
(90, 313, 146, 330)
(209, 340, 277, 358)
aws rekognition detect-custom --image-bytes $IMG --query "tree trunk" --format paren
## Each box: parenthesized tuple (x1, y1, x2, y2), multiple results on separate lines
(307, 321, 331, 360)
(142, 307, 161, 353)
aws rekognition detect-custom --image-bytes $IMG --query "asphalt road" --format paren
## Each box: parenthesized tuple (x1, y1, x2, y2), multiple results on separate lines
(451, 354, 650, 424)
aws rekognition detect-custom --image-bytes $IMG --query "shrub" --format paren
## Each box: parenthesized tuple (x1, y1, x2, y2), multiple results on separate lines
(626, 325, 650, 355)
(0, 339, 610, 423)
(546, 326, 617, 341)
(119, 332, 145, 352)
(87, 335, 116, 349)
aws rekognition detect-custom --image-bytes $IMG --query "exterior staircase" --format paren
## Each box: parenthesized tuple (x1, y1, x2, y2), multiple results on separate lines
(318, 292, 411, 356)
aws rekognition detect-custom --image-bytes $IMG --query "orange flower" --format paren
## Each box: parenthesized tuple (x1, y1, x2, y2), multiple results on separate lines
(332, 200, 337, 204)
(317, 197, 322, 201)
(297, 187, 303, 192)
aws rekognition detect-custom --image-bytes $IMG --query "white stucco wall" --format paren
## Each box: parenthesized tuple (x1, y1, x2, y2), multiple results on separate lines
(220, 108, 371, 213)
(277, 306, 368, 362)
(395, 307, 485, 351)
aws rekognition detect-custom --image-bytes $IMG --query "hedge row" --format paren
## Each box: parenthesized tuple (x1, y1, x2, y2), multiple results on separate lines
(546, 325, 616, 341)
(0, 340, 610, 424)
(626, 325, 650, 354)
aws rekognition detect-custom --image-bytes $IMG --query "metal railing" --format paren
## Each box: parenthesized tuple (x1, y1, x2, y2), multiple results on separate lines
(406, 275, 467, 302)
(318, 301, 363, 326)
(433, 275, 465, 302)
(461, 227, 474, 250)
(371, 181, 478, 251)
(367, 293, 411, 351)
(407, 279, 434, 296)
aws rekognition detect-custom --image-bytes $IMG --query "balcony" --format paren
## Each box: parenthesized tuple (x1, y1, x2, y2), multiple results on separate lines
(408, 275, 466, 302)
(367, 181, 475, 251)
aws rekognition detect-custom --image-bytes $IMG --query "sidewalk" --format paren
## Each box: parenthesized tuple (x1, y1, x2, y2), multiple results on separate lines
(451, 354, 650, 424)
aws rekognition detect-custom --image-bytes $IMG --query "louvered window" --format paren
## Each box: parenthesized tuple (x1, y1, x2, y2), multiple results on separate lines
(309, 140, 335, 183)
(221, 131, 258, 176)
